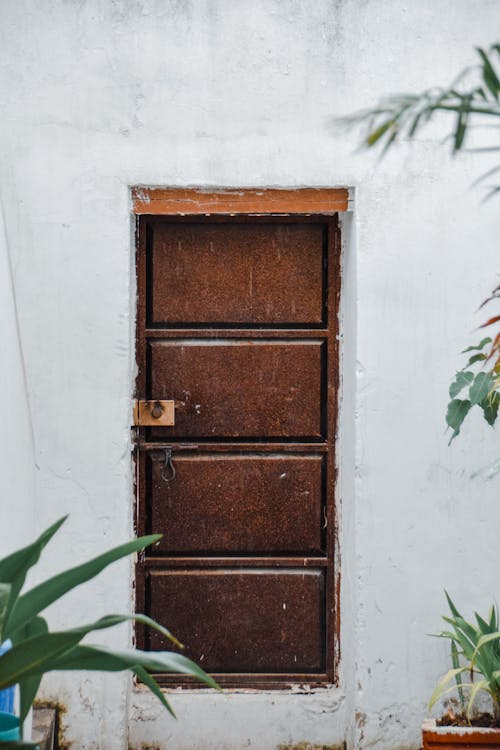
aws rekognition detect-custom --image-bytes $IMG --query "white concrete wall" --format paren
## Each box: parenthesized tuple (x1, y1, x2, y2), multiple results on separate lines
(0, 205, 36, 553)
(0, 1, 499, 748)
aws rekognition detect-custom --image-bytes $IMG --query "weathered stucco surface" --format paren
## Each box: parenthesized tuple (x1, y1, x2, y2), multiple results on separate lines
(0, 1, 499, 748)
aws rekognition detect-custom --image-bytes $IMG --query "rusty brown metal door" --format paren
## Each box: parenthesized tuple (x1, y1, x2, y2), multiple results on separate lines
(135, 214, 340, 687)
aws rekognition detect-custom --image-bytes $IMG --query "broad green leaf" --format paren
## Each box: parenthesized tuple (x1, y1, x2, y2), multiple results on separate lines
(462, 337, 492, 353)
(0, 743, 40, 749)
(446, 399, 472, 443)
(428, 667, 469, 710)
(6, 534, 161, 638)
(469, 372, 494, 406)
(0, 517, 67, 631)
(481, 390, 500, 426)
(449, 371, 474, 398)
(0, 584, 11, 642)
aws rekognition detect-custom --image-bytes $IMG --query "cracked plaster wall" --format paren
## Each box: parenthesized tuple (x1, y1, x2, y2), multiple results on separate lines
(0, 1, 499, 749)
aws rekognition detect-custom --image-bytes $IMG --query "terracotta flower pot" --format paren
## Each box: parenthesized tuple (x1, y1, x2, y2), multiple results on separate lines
(422, 719, 500, 749)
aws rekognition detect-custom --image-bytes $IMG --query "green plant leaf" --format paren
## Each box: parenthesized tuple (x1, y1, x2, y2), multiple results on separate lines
(0, 630, 88, 691)
(45, 644, 220, 690)
(481, 390, 500, 426)
(469, 372, 494, 405)
(446, 399, 472, 443)
(0, 743, 40, 749)
(0, 614, 164, 690)
(475, 611, 494, 635)
(134, 665, 176, 718)
(445, 591, 462, 619)
(462, 337, 492, 353)
(466, 353, 488, 367)
(472, 631, 500, 665)
(17, 617, 48, 722)
(453, 101, 468, 152)
(0, 517, 67, 632)
(490, 605, 498, 631)
(467, 679, 491, 720)
(366, 119, 394, 146)
(451, 640, 466, 713)
(0, 584, 11, 642)
(132, 613, 183, 648)
(6, 534, 161, 638)
(449, 371, 474, 398)
(478, 48, 500, 100)
(428, 667, 469, 710)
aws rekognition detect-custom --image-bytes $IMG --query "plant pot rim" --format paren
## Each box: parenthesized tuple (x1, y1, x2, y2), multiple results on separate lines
(424, 719, 500, 734)
(423, 718, 500, 745)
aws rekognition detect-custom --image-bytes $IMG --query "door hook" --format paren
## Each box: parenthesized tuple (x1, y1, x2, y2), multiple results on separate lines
(161, 447, 176, 483)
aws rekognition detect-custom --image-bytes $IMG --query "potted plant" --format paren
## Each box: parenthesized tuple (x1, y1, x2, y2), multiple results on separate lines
(0, 516, 218, 748)
(422, 593, 500, 748)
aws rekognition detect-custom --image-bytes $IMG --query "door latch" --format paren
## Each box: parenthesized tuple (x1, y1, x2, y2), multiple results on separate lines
(133, 400, 175, 427)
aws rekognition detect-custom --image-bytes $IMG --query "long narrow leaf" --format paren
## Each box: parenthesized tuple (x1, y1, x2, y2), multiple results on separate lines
(445, 592, 463, 618)
(0, 630, 86, 690)
(428, 667, 469, 710)
(45, 644, 219, 690)
(490, 605, 498, 631)
(132, 614, 182, 649)
(451, 640, 466, 713)
(133, 666, 176, 718)
(0, 518, 67, 630)
(0, 614, 159, 690)
(472, 631, 500, 668)
(467, 679, 491, 720)
(6, 535, 161, 638)
(0, 584, 11, 642)
(0, 518, 66, 582)
(17, 617, 48, 722)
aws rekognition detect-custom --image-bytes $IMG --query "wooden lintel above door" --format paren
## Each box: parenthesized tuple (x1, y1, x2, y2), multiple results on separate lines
(132, 186, 349, 215)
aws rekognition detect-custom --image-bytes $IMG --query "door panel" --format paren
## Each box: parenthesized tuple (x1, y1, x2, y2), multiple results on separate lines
(135, 214, 340, 687)
(149, 222, 326, 326)
(147, 452, 325, 554)
(146, 569, 325, 672)
(149, 339, 325, 439)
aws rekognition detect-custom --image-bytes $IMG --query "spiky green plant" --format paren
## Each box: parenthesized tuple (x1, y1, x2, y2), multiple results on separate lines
(0, 517, 218, 747)
(429, 593, 500, 725)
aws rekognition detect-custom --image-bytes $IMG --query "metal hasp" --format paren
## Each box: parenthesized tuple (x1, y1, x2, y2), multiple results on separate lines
(133, 400, 175, 427)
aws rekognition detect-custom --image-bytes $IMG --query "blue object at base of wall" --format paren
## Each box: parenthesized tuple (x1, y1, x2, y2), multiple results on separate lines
(0, 640, 15, 715)
(0, 711, 20, 742)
